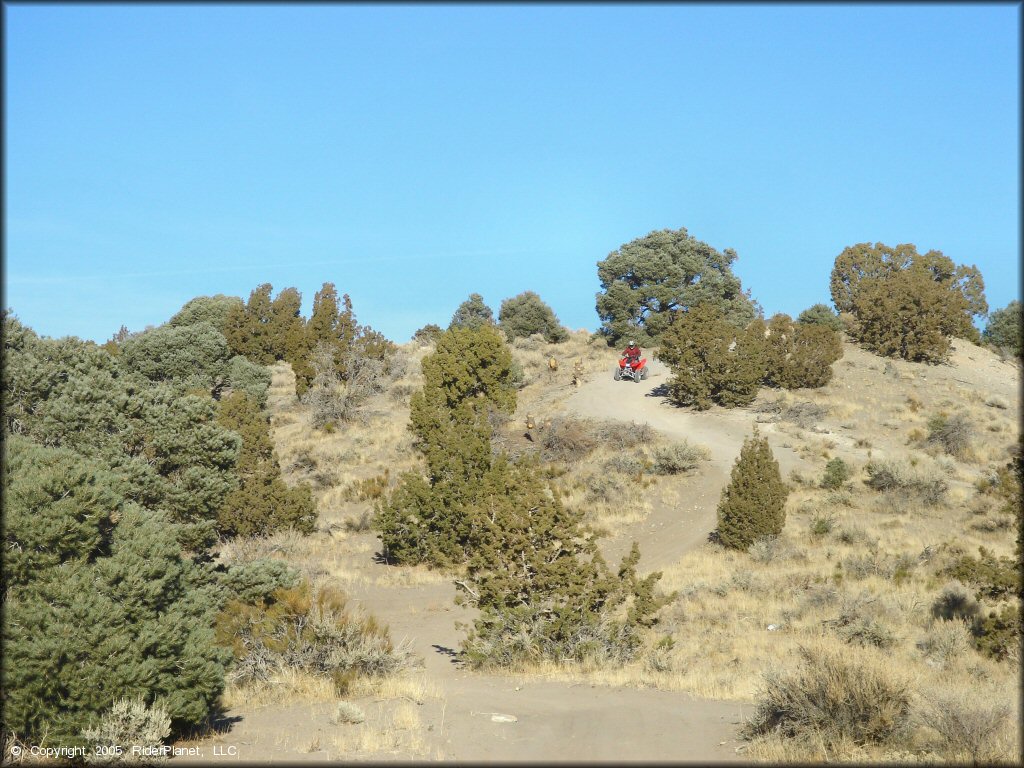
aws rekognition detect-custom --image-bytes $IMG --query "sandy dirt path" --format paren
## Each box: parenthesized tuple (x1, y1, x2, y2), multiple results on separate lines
(565, 358, 809, 570)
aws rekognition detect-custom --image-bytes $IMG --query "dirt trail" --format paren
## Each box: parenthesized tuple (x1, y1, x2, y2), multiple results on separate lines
(179, 357, 796, 762)
(566, 358, 809, 570)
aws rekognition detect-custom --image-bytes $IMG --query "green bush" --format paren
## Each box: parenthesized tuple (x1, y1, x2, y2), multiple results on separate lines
(772, 319, 843, 389)
(498, 291, 569, 343)
(970, 604, 1020, 661)
(809, 513, 835, 537)
(930, 582, 982, 622)
(742, 644, 912, 747)
(941, 547, 1019, 601)
(821, 457, 851, 489)
(224, 354, 271, 407)
(982, 300, 1022, 358)
(219, 558, 301, 604)
(716, 429, 788, 550)
(449, 292, 496, 331)
(657, 303, 766, 410)
(796, 303, 843, 332)
(864, 458, 948, 504)
(412, 323, 443, 345)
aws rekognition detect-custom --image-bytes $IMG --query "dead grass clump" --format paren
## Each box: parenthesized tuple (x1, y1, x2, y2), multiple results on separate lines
(342, 471, 391, 501)
(748, 536, 805, 564)
(929, 581, 981, 623)
(650, 441, 709, 475)
(915, 619, 973, 668)
(914, 686, 1015, 763)
(742, 643, 912, 747)
(603, 453, 647, 476)
(539, 416, 600, 462)
(824, 594, 897, 649)
(834, 525, 876, 547)
(925, 412, 975, 461)
(216, 580, 415, 690)
(782, 401, 830, 429)
(864, 458, 948, 504)
(330, 702, 366, 725)
(840, 550, 916, 583)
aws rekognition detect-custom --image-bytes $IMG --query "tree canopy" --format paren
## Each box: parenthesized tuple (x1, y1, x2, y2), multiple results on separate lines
(830, 242, 987, 360)
(596, 227, 759, 345)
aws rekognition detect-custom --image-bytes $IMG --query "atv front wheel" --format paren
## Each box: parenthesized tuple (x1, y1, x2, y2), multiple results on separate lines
(614, 368, 622, 381)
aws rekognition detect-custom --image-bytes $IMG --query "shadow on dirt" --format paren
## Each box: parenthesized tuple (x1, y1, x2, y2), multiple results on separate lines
(432, 644, 465, 667)
(645, 383, 670, 399)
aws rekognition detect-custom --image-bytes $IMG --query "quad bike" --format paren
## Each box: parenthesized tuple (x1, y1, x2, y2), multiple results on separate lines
(614, 355, 648, 382)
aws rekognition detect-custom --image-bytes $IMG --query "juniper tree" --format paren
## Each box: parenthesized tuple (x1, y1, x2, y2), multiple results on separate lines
(498, 291, 569, 342)
(716, 428, 789, 550)
(223, 283, 275, 363)
(376, 324, 516, 566)
(268, 286, 308, 364)
(984, 300, 1022, 358)
(763, 314, 843, 389)
(596, 227, 759, 345)
(456, 456, 671, 667)
(449, 293, 496, 331)
(830, 242, 987, 360)
(656, 303, 765, 409)
(215, 392, 316, 537)
(852, 263, 968, 363)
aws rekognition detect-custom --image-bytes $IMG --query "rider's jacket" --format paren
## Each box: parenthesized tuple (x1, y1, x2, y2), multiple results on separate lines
(622, 345, 642, 362)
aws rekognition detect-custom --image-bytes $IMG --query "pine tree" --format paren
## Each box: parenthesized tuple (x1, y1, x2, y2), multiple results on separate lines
(169, 295, 244, 334)
(716, 428, 788, 550)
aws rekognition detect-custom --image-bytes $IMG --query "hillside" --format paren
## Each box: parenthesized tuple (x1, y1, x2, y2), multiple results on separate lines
(174, 333, 1021, 762)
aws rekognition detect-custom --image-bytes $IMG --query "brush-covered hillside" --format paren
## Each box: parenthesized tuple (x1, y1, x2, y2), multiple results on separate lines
(3, 230, 1020, 764)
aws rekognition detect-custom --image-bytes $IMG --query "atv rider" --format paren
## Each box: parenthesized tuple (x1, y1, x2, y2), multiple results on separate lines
(622, 340, 642, 368)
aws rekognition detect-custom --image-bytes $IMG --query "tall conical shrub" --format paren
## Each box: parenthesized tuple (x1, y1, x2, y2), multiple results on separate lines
(716, 428, 788, 550)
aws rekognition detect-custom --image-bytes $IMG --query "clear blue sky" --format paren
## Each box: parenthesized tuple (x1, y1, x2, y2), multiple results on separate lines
(5, 3, 1020, 343)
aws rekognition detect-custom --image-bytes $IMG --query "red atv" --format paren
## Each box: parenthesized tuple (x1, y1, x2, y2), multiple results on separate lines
(614, 355, 648, 382)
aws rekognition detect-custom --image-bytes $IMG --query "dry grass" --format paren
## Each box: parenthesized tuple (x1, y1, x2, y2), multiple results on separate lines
(250, 336, 1020, 763)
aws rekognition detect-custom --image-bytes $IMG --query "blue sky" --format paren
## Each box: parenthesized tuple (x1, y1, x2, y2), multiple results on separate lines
(5, 3, 1020, 343)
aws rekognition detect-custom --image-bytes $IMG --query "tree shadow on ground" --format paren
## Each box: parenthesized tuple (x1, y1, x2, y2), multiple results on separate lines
(431, 644, 466, 668)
